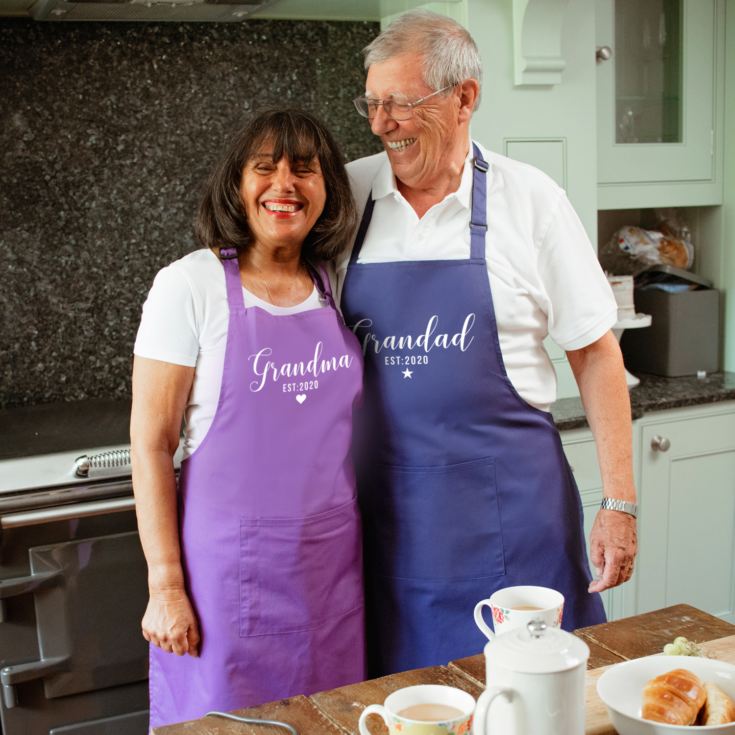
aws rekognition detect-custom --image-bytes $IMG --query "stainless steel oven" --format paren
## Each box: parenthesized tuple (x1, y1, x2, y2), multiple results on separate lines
(0, 400, 152, 735)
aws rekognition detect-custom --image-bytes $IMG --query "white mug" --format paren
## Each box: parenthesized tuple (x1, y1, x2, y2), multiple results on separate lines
(358, 684, 475, 735)
(473, 585, 564, 640)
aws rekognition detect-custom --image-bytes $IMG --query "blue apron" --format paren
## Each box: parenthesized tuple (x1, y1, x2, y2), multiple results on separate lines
(340, 144, 605, 677)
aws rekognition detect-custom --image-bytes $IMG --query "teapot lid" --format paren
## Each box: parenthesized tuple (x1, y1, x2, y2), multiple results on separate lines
(488, 620, 590, 674)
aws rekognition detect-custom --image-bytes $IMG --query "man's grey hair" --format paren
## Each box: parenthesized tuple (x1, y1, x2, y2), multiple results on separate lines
(363, 10, 482, 107)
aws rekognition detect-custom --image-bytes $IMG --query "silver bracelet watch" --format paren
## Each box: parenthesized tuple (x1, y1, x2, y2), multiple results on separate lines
(600, 497, 638, 518)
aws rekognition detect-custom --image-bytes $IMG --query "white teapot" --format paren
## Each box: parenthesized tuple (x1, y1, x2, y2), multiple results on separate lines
(472, 619, 590, 735)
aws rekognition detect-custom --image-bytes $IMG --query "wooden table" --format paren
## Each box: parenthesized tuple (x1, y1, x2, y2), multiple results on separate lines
(155, 604, 735, 735)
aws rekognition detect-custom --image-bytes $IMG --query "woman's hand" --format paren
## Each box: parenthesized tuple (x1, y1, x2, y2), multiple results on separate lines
(142, 588, 201, 657)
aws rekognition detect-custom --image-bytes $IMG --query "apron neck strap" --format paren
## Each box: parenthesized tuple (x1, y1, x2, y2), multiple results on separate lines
(349, 143, 489, 264)
(219, 247, 246, 312)
(470, 143, 489, 262)
(349, 196, 375, 265)
(219, 248, 335, 311)
(307, 261, 336, 308)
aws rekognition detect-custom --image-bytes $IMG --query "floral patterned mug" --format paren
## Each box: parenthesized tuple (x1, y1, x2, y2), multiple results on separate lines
(358, 685, 475, 735)
(474, 585, 564, 640)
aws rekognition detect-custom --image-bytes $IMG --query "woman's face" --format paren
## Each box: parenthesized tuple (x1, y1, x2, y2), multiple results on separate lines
(240, 148, 327, 252)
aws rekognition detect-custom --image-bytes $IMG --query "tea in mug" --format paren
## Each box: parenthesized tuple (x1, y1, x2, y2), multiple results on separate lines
(397, 704, 464, 721)
(513, 605, 542, 611)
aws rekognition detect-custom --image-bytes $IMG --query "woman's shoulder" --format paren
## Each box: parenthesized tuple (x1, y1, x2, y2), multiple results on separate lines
(164, 248, 221, 275)
(153, 248, 222, 291)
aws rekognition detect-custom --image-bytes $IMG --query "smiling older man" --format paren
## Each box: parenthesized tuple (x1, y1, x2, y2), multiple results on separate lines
(337, 10, 638, 677)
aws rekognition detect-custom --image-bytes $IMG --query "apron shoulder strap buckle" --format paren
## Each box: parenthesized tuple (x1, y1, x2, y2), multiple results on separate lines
(473, 157, 489, 173)
(219, 247, 239, 260)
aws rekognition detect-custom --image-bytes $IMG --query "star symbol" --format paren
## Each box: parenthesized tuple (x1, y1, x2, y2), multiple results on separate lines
(402, 368, 413, 379)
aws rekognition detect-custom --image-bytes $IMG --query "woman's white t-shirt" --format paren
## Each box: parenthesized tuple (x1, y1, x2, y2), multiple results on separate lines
(133, 248, 328, 458)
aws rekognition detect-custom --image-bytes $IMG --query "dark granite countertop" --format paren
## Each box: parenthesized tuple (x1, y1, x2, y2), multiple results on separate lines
(552, 372, 735, 431)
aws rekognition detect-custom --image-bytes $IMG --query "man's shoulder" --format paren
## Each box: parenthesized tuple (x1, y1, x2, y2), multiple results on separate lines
(346, 150, 387, 177)
(474, 142, 564, 200)
(346, 151, 388, 210)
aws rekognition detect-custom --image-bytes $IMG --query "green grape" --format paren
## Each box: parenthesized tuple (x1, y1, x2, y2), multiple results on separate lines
(662, 636, 703, 656)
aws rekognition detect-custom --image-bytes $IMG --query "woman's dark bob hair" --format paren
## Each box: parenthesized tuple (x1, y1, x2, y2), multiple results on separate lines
(195, 109, 357, 262)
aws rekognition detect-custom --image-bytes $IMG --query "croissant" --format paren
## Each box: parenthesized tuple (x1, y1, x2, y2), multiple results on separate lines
(700, 682, 735, 725)
(641, 668, 706, 726)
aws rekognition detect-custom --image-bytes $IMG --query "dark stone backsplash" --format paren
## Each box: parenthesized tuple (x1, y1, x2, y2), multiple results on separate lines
(0, 19, 381, 408)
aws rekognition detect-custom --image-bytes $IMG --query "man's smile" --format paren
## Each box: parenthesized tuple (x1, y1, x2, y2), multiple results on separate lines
(385, 138, 417, 152)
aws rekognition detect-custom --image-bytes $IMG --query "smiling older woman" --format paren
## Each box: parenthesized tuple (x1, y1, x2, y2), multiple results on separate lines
(130, 109, 364, 729)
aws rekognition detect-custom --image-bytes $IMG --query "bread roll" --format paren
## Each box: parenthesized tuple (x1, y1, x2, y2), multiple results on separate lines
(700, 682, 735, 725)
(641, 668, 706, 726)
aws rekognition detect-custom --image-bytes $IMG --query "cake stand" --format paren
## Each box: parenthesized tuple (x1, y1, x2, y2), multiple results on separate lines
(613, 313, 652, 388)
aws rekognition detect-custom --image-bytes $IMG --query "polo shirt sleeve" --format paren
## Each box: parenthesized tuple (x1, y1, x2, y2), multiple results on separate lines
(537, 193, 618, 351)
(133, 263, 200, 367)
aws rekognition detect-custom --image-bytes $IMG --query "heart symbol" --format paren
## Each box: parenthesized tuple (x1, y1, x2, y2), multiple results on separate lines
(296, 394, 307, 404)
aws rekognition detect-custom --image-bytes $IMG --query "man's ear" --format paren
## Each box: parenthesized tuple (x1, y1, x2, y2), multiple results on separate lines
(458, 79, 480, 122)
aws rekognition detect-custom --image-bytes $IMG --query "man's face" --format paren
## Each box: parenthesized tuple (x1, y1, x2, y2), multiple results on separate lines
(365, 52, 461, 191)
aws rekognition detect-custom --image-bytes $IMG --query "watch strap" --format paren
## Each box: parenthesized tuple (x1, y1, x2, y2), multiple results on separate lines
(600, 497, 637, 518)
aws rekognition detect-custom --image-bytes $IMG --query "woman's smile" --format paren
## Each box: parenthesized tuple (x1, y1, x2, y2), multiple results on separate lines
(261, 198, 305, 216)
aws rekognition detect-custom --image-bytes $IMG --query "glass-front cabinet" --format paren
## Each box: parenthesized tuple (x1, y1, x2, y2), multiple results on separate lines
(596, 0, 722, 208)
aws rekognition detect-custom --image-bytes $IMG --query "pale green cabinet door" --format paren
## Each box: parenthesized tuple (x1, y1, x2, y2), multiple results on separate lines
(636, 406, 735, 623)
(596, 0, 716, 185)
(563, 430, 618, 619)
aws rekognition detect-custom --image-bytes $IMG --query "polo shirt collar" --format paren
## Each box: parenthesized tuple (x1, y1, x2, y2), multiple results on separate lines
(371, 141, 476, 212)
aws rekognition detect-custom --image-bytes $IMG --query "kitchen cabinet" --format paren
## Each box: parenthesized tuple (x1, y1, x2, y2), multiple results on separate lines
(468, 0, 599, 241)
(596, 0, 726, 209)
(635, 402, 735, 624)
(562, 401, 735, 625)
(562, 428, 637, 621)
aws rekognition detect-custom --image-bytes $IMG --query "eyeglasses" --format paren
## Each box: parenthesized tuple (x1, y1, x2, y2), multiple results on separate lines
(353, 84, 455, 121)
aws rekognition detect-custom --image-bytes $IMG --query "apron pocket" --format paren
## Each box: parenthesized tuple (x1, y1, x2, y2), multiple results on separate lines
(239, 499, 362, 637)
(362, 457, 505, 581)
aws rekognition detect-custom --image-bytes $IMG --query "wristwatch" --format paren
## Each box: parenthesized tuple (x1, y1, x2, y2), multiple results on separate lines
(600, 497, 638, 518)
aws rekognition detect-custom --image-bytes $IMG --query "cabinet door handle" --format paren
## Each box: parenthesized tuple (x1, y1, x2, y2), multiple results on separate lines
(596, 45, 613, 62)
(651, 435, 671, 452)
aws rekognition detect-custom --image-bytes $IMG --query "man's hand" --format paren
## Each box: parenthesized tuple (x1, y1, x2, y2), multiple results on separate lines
(142, 588, 201, 657)
(587, 509, 637, 592)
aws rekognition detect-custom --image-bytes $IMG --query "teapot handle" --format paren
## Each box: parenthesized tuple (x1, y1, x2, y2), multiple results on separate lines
(472, 686, 512, 735)
(473, 600, 496, 641)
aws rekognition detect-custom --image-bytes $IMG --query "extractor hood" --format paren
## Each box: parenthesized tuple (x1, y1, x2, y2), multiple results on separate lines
(29, 0, 279, 22)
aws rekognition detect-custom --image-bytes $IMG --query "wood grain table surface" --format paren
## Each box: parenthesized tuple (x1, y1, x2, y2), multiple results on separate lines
(155, 604, 735, 735)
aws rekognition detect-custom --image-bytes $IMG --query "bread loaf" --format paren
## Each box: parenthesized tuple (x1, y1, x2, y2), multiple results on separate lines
(641, 668, 706, 726)
(700, 682, 735, 725)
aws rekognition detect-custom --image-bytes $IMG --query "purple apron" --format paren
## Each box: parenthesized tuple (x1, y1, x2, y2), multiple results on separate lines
(148, 249, 365, 728)
(340, 145, 605, 677)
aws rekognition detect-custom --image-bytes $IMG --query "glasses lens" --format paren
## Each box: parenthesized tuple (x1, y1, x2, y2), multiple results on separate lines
(353, 96, 417, 120)
(388, 101, 412, 121)
(353, 97, 370, 118)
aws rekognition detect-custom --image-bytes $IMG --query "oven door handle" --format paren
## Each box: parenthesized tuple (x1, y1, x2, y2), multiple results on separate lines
(0, 570, 61, 600)
(0, 497, 135, 529)
(0, 569, 62, 624)
(1, 655, 70, 709)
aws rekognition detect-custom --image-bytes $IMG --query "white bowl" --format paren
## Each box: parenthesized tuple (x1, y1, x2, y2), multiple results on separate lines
(597, 655, 735, 735)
